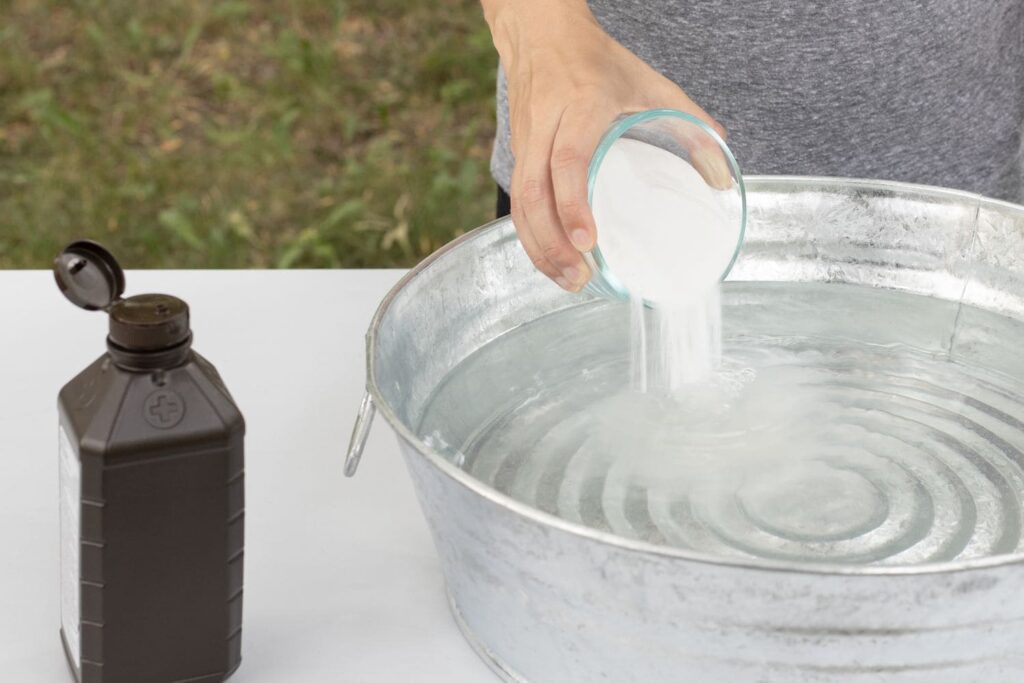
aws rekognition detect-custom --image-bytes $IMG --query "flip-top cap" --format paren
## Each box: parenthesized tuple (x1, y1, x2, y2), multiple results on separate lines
(53, 240, 126, 311)
(55, 240, 193, 354)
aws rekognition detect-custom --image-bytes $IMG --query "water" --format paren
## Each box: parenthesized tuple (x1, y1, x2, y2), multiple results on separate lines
(417, 282, 1024, 566)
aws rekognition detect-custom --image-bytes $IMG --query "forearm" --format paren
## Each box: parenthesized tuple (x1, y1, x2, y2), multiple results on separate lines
(480, 0, 595, 64)
(480, 0, 590, 26)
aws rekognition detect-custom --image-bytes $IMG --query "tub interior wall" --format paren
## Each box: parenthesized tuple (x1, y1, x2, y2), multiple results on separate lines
(372, 178, 1024, 434)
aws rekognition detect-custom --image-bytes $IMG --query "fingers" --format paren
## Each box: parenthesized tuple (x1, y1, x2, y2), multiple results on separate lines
(512, 113, 591, 291)
(509, 173, 570, 289)
(549, 108, 612, 253)
(689, 137, 734, 190)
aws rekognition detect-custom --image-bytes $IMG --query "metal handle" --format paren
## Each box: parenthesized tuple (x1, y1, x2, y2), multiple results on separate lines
(345, 392, 376, 477)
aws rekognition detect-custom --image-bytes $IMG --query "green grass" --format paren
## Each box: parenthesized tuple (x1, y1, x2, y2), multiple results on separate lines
(0, 0, 497, 268)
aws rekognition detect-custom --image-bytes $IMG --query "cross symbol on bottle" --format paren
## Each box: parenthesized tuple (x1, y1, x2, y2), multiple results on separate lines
(150, 395, 180, 423)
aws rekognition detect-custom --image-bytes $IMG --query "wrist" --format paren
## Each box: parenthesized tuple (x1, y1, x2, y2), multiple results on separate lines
(482, 0, 595, 65)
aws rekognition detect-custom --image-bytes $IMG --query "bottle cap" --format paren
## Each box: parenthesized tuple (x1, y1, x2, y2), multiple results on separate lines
(54, 240, 193, 353)
(53, 240, 126, 311)
(109, 294, 191, 351)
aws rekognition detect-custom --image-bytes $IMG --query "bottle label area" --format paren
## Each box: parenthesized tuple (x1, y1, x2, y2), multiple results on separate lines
(59, 424, 81, 669)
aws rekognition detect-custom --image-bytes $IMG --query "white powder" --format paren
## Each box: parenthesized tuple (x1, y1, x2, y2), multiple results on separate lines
(592, 137, 739, 392)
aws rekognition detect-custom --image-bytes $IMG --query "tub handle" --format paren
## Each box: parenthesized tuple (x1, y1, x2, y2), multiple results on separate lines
(345, 392, 376, 477)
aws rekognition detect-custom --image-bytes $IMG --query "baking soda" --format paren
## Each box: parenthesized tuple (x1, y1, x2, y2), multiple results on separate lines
(591, 138, 739, 392)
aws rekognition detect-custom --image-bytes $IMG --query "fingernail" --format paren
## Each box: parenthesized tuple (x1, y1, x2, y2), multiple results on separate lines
(570, 229, 591, 251)
(555, 277, 571, 290)
(563, 266, 582, 284)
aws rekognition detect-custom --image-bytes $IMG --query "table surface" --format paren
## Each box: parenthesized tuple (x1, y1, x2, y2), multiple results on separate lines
(0, 269, 495, 682)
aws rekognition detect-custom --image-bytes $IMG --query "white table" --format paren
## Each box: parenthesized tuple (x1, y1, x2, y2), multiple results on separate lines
(0, 270, 494, 682)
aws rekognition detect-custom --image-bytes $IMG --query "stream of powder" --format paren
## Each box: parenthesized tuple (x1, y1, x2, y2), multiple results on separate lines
(592, 138, 737, 394)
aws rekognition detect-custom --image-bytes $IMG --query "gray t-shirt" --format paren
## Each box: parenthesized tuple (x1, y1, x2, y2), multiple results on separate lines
(492, 1, 1024, 202)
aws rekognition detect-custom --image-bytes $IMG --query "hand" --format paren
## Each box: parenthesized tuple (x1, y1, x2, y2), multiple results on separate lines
(483, 0, 726, 291)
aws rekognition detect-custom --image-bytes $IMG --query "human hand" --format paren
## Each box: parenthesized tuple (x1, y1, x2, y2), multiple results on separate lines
(483, 0, 726, 291)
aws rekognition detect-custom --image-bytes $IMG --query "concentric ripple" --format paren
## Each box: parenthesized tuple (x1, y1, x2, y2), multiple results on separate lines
(417, 283, 1024, 566)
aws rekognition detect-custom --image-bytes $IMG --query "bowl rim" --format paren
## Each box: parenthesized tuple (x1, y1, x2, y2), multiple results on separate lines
(365, 175, 1024, 577)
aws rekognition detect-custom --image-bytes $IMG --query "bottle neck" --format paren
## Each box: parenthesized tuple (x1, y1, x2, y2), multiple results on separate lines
(107, 334, 193, 371)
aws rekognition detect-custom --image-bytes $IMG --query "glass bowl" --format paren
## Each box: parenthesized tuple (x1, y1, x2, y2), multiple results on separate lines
(584, 109, 747, 303)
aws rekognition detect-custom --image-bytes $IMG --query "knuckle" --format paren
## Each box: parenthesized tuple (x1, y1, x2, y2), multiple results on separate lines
(550, 145, 584, 171)
(557, 198, 588, 225)
(528, 252, 550, 271)
(519, 177, 549, 208)
(540, 241, 572, 266)
(526, 250, 558, 277)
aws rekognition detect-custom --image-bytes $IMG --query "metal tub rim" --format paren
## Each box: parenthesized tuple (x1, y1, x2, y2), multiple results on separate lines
(362, 175, 1024, 578)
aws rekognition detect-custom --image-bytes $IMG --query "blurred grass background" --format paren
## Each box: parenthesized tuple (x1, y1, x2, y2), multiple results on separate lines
(0, 0, 497, 268)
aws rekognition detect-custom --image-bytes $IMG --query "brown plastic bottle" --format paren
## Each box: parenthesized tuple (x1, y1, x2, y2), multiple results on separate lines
(54, 241, 244, 683)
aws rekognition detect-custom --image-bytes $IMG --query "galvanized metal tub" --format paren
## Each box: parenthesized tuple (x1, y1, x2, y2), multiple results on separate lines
(347, 177, 1024, 682)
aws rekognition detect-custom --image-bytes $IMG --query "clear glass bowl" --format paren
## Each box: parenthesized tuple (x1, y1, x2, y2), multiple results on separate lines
(584, 109, 747, 303)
